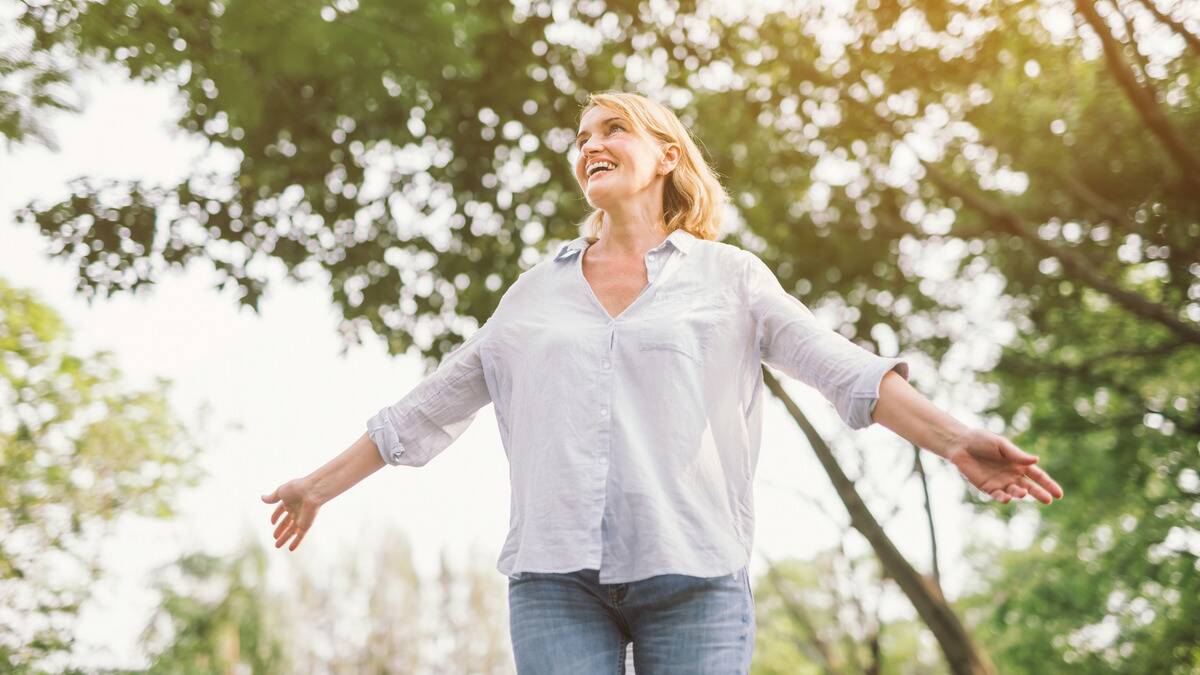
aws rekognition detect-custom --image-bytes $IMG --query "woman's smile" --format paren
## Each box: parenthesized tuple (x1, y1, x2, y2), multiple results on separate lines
(588, 166, 615, 182)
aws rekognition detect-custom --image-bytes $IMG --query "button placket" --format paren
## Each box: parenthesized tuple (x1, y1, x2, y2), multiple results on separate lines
(594, 324, 618, 573)
(599, 326, 614, 419)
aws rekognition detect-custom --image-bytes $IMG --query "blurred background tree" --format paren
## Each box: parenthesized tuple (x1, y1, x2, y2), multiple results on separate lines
(4, 0, 1197, 672)
(128, 538, 290, 674)
(752, 550, 945, 675)
(0, 278, 203, 672)
(281, 527, 511, 674)
(114, 529, 512, 674)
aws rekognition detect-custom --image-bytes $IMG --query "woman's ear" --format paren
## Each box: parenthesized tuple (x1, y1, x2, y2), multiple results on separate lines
(658, 142, 681, 175)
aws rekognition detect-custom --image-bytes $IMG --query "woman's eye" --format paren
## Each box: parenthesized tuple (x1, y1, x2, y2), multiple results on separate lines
(576, 123, 625, 150)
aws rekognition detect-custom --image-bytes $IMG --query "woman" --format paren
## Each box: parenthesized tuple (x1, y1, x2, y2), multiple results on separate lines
(262, 91, 1063, 673)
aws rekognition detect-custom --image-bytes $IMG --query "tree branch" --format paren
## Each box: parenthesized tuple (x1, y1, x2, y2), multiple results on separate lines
(836, 539, 875, 674)
(762, 367, 996, 675)
(1111, 0, 1154, 85)
(761, 623, 834, 672)
(1002, 351, 1200, 435)
(1049, 164, 1129, 227)
(1133, 0, 1200, 55)
(784, 54, 1200, 346)
(914, 444, 943, 589)
(1074, 0, 1200, 193)
(761, 553, 844, 675)
(918, 160, 1200, 346)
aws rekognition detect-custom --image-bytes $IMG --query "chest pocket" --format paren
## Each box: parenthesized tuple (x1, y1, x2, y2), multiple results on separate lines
(636, 288, 731, 363)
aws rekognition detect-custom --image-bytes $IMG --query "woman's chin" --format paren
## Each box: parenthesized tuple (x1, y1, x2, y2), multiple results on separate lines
(585, 182, 624, 208)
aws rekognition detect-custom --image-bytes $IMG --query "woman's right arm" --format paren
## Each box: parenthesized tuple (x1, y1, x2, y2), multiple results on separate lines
(263, 268, 527, 551)
(261, 431, 384, 551)
(263, 317, 498, 551)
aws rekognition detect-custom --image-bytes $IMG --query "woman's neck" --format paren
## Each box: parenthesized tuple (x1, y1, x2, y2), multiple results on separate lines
(592, 219, 668, 259)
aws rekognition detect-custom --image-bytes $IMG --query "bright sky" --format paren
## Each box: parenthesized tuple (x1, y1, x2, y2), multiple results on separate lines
(0, 65, 1031, 670)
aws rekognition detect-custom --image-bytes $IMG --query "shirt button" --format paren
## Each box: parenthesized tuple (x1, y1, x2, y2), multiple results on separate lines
(600, 407, 609, 417)
(602, 359, 611, 369)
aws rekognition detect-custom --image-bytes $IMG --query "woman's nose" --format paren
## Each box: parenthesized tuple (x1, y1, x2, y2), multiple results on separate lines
(580, 135, 605, 154)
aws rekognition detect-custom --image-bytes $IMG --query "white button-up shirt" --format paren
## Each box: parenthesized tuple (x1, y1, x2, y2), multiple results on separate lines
(367, 228, 909, 583)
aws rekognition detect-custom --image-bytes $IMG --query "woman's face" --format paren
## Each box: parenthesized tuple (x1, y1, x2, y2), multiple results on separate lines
(572, 106, 672, 208)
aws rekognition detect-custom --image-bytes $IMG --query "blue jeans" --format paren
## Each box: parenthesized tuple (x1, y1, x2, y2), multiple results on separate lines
(507, 566, 755, 674)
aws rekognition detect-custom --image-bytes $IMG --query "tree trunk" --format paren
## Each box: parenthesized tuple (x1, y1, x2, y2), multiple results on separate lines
(762, 367, 997, 675)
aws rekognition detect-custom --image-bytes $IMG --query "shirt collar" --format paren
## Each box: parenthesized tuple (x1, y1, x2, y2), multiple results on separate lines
(553, 228, 698, 262)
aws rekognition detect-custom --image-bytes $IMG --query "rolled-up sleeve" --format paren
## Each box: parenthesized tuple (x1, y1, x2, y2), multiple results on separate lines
(367, 318, 496, 467)
(744, 251, 909, 430)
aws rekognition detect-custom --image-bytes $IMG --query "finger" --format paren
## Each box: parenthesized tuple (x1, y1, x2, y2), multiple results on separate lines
(1020, 475, 1055, 504)
(295, 510, 315, 532)
(271, 504, 286, 525)
(289, 526, 309, 551)
(275, 521, 298, 549)
(261, 489, 280, 503)
(1025, 464, 1064, 499)
(1005, 483, 1028, 499)
(273, 514, 293, 540)
(999, 436, 1038, 464)
(989, 489, 1011, 503)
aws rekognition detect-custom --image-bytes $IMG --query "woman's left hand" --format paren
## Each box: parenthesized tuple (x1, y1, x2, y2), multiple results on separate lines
(944, 428, 1064, 504)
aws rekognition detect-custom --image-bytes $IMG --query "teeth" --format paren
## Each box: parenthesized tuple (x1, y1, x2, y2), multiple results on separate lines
(587, 160, 616, 177)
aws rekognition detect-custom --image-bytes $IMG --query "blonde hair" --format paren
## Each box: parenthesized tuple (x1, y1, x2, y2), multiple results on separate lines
(574, 91, 729, 242)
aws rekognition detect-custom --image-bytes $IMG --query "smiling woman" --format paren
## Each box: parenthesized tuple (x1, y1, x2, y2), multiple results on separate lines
(263, 90, 1062, 675)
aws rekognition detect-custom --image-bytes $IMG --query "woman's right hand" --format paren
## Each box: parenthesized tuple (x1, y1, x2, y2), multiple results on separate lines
(261, 478, 323, 551)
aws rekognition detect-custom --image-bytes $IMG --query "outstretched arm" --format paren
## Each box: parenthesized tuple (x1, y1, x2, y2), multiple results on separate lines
(261, 274, 523, 552)
(872, 370, 1064, 504)
(742, 249, 1062, 504)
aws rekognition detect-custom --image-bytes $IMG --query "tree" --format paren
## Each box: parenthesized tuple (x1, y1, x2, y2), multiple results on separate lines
(257, 527, 511, 674)
(752, 551, 945, 675)
(0, 277, 202, 672)
(0, 20, 77, 148)
(130, 537, 290, 674)
(429, 547, 513, 674)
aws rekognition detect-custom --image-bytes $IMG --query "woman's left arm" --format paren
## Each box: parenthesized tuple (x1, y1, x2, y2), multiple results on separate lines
(872, 370, 1065, 505)
(740, 250, 1063, 505)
